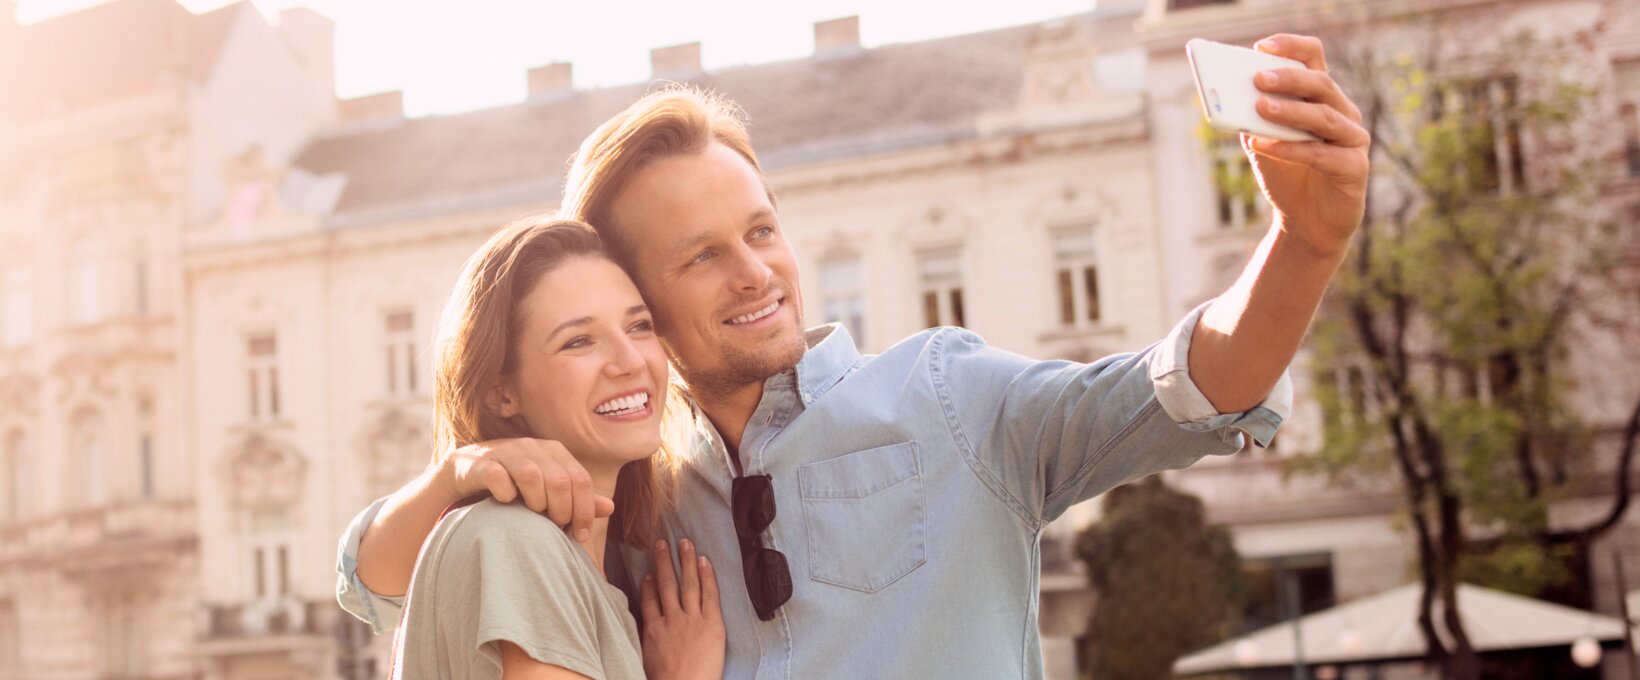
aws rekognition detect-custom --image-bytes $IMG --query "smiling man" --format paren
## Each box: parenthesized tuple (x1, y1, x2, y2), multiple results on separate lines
(338, 33, 1369, 679)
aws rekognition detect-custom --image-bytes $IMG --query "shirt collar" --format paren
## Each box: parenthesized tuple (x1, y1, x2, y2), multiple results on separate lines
(790, 323, 859, 407)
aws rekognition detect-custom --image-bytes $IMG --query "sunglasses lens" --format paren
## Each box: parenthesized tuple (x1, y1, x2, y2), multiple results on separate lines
(745, 548, 793, 620)
(732, 475, 777, 535)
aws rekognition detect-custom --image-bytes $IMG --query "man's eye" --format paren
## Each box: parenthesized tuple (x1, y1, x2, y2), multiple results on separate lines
(690, 250, 714, 265)
(751, 226, 774, 240)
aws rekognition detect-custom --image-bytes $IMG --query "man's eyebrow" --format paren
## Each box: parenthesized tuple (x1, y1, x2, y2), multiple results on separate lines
(746, 208, 775, 225)
(672, 230, 716, 260)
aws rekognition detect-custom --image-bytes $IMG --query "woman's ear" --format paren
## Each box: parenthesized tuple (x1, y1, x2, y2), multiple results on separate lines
(485, 378, 521, 420)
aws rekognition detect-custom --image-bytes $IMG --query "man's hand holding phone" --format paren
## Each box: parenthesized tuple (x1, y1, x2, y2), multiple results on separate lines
(1192, 34, 1371, 258)
(1243, 34, 1370, 258)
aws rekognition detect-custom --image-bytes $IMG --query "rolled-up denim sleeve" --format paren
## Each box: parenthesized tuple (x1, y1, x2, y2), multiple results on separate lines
(940, 301, 1292, 527)
(1148, 300, 1292, 448)
(335, 495, 404, 635)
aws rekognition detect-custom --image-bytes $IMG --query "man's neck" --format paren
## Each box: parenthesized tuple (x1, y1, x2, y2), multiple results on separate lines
(692, 380, 767, 472)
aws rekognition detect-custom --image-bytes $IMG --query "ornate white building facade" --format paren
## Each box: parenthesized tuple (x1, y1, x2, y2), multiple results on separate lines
(0, 0, 1636, 678)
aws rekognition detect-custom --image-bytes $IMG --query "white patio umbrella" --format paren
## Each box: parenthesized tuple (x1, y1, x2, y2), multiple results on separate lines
(1175, 582, 1629, 675)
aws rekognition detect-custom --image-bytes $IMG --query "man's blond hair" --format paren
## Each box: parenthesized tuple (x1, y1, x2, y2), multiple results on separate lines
(560, 85, 768, 260)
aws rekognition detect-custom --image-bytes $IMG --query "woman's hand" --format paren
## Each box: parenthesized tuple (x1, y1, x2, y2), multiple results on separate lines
(436, 438, 615, 542)
(640, 539, 726, 680)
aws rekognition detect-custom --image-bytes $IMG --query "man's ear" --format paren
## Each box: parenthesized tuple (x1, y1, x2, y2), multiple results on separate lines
(485, 378, 521, 420)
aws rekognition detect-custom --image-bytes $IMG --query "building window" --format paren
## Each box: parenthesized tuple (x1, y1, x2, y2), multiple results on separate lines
(3, 431, 28, 522)
(100, 594, 142, 677)
(1622, 102, 1640, 178)
(138, 434, 154, 500)
(819, 256, 866, 344)
(1, 267, 31, 347)
(70, 410, 107, 507)
(1051, 228, 1101, 326)
(384, 311, 417, 396)
(133, 257, 148, 318)
(1615, 58, 1640, 178)
(249, 509, 292, 601)
(1238, 553, 1335, 635)
(918, 248, 965, 329)
(1211, 135, 1263, 229)
(1442, 77, 1525, 193)
(247, 335, 279, 420)
(68, 238, 104, 325)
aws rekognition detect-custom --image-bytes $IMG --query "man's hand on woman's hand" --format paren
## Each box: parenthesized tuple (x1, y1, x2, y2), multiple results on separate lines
(641, 539, 726, 680)
(434, 438, 615, 542)
(1244, 33, 1371, 259)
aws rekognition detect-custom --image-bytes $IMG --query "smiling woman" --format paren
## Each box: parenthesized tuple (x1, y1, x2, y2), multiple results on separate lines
(389, 214, 725, 680)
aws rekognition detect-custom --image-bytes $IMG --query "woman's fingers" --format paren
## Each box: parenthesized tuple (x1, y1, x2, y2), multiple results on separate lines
(639, 573, 660, 624)
(678, 539, 701, 616)
(699, 554, 721, 622)
(653, 540, 681, 617)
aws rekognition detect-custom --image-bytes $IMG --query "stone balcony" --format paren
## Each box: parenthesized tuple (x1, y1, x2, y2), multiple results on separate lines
(0, 498, 196, 570)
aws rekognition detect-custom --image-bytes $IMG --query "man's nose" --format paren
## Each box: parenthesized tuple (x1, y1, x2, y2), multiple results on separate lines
(726, 242, 773, 292)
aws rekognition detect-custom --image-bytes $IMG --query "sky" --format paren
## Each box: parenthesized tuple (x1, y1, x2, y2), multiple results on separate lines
(19, 0, 1099, 117)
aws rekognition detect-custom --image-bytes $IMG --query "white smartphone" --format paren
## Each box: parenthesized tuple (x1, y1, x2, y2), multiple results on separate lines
(1186, 38, 1320, 143)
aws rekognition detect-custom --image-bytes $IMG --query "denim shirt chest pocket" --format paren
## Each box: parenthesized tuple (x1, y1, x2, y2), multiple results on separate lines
(797, 441, 928, 593)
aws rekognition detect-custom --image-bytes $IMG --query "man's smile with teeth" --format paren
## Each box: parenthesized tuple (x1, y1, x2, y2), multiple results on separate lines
(595, 390, 650, 415)
(728, 300, 780, 325)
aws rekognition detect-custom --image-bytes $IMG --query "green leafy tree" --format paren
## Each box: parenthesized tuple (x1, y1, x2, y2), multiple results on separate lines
(1073, 477, 1242, 680)
(1284, 3, 1640, 678)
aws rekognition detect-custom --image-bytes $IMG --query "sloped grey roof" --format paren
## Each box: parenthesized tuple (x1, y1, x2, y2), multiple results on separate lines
(291, 22, 1042, 218)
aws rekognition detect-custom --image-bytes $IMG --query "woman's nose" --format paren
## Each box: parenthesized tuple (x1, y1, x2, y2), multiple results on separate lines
(605, 335, 646, 377)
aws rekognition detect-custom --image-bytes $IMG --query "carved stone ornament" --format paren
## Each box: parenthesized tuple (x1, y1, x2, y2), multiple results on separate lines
(221, 432, 307, 511)
(361, 409, 429, 497)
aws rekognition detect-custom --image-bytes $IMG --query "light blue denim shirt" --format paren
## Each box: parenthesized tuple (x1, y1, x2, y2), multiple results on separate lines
(337, 302, 1292, 678)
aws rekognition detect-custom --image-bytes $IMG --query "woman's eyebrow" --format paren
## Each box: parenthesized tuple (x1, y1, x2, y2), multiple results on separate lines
(545, 316, 593, 342)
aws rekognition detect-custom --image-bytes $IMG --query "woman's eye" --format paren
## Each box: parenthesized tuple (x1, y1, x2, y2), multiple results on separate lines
(629, 319, 654, 334)
(561, 336, 591, 350)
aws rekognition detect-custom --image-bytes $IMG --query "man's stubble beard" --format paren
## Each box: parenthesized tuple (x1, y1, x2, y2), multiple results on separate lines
(672, 313, 808, 404)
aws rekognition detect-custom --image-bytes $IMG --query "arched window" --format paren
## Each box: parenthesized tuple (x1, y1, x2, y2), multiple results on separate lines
(3, 430, 29, 521)
(70, 410, 107, 507)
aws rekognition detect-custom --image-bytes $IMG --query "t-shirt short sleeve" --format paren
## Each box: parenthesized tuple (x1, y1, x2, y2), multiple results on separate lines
(438, 502, 615, 679)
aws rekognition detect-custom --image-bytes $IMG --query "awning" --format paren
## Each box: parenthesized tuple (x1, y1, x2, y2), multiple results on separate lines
(1175, 583, 1629, 675)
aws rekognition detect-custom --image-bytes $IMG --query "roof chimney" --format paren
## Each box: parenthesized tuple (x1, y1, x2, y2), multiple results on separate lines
(337, 91, 403, 126)
(813, 16, 860, 55)
(650, 42, 702, 80)
(527, 62, 573, 99)
(278, 9, 336, 106)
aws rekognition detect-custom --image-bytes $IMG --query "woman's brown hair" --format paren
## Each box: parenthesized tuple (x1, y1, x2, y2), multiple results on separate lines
(430, 214, 680, 545)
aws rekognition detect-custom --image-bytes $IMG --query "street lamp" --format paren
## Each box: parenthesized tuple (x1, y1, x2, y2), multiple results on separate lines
(1571, 636, 1602, 669)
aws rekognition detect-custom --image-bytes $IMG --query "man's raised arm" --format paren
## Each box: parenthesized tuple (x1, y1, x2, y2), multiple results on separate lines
(1186, 34, 1370, 412)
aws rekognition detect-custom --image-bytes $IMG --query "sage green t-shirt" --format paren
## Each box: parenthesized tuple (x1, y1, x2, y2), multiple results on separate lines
(392, 499, 644, 680)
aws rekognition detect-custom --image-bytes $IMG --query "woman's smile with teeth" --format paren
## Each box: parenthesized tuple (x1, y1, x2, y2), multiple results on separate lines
(728, 300, 779, 325)
(595, 391, 650, 415)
